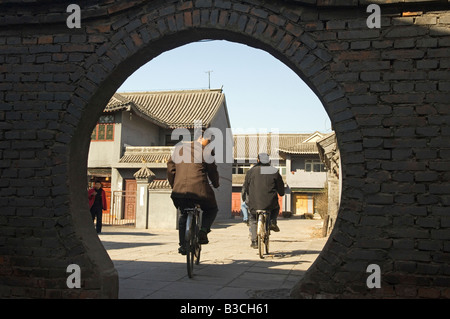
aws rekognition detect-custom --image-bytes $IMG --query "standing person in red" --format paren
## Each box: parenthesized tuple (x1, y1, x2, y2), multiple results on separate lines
(88, 180, 107, 234)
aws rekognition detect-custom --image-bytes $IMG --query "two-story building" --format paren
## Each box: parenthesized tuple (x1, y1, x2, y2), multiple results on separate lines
(87, 89, 232, 229)
(231, 132, 329, 218)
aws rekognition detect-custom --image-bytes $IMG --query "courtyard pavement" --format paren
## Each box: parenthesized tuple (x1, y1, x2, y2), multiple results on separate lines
(98, 216, 328, 299)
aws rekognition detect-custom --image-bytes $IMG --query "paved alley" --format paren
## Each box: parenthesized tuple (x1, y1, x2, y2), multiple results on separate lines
(99, 217, 328, 299)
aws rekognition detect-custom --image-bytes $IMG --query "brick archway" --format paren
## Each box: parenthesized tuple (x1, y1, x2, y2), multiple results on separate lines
(70, 3, 358, 298)
(1, 0, 449, 298)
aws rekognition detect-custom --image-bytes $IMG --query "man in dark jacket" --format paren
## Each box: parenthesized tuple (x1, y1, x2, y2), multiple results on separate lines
(88, 180, 107, 234)
(243, 153, 285, 248)
(167, 133, 220, 255)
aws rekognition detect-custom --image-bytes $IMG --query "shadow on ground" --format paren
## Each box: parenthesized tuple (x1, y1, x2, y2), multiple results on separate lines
(101, 241, 163, 250)
(100, 218, 327, 299)
(114, 257, 309, 299)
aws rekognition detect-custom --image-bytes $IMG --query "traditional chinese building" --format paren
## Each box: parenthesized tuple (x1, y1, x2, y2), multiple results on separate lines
(87, 89, 232, 229)
(231, 131, 330, 218)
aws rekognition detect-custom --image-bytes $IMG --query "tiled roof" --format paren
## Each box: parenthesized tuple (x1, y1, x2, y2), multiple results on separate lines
(316, 132, 336, 148)
(133, 166, 155, 179)
(148, 179, 171, 190)
(119, 146, 174, 164)
(233, 133, 323, 159)
(105, 89, 225, 129)
(278, 142, 318, 154)
(106, 93, 133, 111)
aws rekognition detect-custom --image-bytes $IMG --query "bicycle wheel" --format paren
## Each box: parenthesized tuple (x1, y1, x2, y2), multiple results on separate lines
(265, 232, 270, 254)
(186, 214, 195, 278)
(194, 219, 201, 265)
(257, 214, 265, 259)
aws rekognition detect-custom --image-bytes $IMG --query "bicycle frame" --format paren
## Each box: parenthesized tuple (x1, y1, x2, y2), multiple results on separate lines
(185, 207, 202, 239)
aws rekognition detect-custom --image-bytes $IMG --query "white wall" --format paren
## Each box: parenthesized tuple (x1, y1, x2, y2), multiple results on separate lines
(121, 111, 160, 147)
(87, 112, 123, 167)
(147, 190, 178, 230)
(287, 171, 327, 189)
(210, 103, 232, 220)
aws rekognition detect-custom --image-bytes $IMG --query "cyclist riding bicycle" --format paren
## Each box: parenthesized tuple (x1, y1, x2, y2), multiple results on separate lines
(243, 153, 285, 249)
(167, 131, 220, 255)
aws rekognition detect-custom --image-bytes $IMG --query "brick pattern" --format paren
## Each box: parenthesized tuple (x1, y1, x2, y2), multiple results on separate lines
(0, 0, 449, 298)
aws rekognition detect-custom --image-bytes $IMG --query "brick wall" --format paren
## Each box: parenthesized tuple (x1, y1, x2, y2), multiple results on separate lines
(0, 0, 449, 298)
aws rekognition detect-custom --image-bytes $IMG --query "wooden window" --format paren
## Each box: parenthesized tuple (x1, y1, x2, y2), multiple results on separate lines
(305, 159, 325, 172)
(91, 115, 115, 141)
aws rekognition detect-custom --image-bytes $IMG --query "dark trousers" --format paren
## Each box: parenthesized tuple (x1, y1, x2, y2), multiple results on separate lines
(173, 198, 218, 246)
(90, 207, 103, 233)
(248, 208, 278, 242)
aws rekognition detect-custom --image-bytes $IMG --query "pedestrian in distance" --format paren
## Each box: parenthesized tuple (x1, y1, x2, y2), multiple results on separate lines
(241, 187, 249, 225)
(88, 180, 107, 234)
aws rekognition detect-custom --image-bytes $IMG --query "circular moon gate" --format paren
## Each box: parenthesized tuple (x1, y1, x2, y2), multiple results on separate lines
(0, 0, 449, 298)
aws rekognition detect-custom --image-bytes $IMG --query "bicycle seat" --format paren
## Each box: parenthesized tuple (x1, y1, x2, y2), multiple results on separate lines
(180, 204, 201, 213)
(179, 201, 200, 209)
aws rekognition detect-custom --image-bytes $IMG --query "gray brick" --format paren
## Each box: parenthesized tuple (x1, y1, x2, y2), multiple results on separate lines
(2, 1, 450, 301)
(385, 26, 428, 38)
(416, 218, 440, 229)
(338, 29, 380, 40)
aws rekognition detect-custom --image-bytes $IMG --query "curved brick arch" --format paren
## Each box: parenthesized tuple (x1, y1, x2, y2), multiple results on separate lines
(69, 1, 361, 298)
(1, 0, 449, 299)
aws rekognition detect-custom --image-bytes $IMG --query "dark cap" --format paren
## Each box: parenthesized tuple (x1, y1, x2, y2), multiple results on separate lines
(257, 153, 270, 164)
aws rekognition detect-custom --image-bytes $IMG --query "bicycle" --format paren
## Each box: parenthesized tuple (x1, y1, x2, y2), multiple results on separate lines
(183, 204, 202, 278)
(256, 210, 270, 259)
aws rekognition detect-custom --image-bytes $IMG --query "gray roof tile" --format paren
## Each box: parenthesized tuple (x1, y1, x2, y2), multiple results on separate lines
(105, 89, 225, 129)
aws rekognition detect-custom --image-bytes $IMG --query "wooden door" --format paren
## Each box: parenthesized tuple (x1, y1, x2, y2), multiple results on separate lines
(295, 194, 308, 215)
(232, 192, 242, 216)
(124, 179, 137, 220)
(101, 181, 111, 216)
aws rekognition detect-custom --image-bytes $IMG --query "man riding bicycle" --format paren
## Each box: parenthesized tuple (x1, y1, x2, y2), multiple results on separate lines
(167, 131, 220, 255)
(243, 153, 285, 249)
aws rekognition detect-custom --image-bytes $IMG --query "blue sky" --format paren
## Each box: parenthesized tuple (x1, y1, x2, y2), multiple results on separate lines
(118, 40, 331, 134)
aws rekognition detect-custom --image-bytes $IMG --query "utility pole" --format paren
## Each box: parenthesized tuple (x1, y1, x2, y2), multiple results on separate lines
(205, 70, 213, 89)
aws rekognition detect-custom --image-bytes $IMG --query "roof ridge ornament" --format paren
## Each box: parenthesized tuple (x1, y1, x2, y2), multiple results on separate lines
(133, 165, 156, 182)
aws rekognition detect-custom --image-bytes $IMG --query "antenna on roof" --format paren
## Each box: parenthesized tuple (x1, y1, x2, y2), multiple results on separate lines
(205, 70, 213, 89)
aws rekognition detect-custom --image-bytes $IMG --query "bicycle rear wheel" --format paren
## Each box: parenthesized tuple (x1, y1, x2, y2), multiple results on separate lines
(258, 235, 265, 259)
(194, 221, 201, 265)
(186, 214, 196, 278)
(257, 214, 265, 259)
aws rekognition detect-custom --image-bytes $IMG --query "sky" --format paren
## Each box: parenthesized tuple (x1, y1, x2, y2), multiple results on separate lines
(118, 40, 332, 134)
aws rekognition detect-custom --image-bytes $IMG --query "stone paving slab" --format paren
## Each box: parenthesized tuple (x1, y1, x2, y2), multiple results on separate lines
(99, 217, 328, 299)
